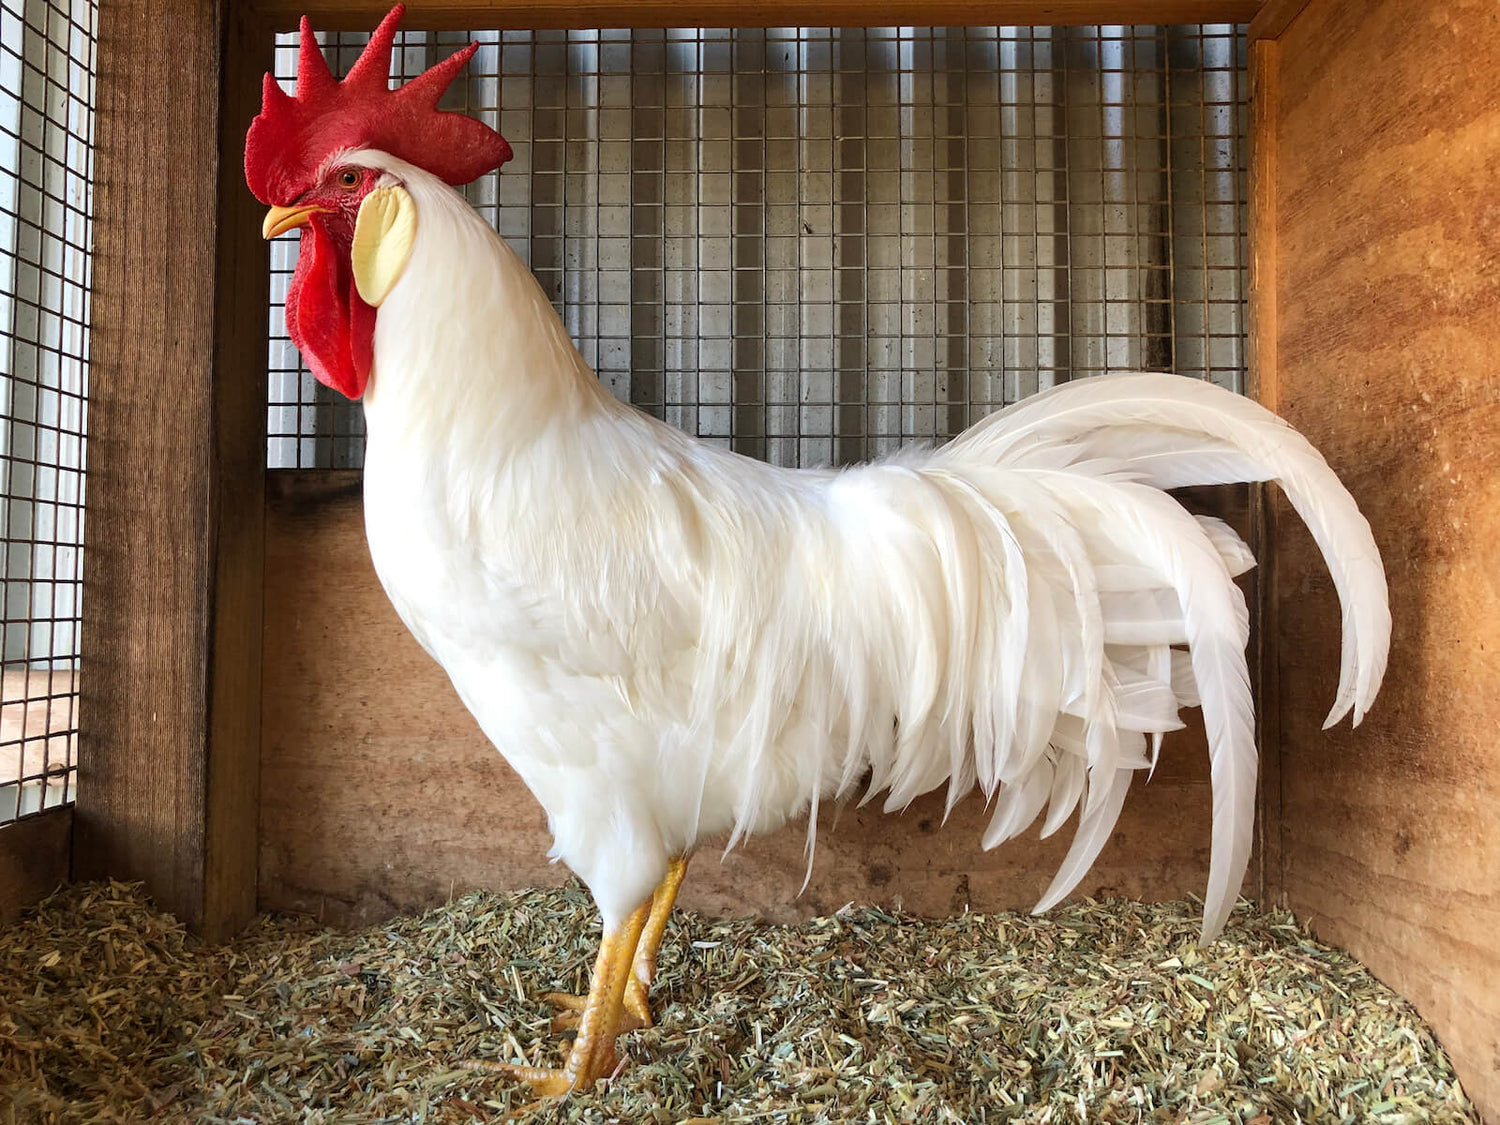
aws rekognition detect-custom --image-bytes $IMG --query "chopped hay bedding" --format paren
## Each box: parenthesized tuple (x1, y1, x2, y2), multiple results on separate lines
(0, 881, 1479, 1124)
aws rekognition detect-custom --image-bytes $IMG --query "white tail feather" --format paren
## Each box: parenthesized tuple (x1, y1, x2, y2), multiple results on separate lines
(1032, 767, 1134, 913)
(795, 373, 1383, 941)
(949, 373, 1389, 726)
(1040, 752, 1087, 838)
(613, 373, 1380, 941)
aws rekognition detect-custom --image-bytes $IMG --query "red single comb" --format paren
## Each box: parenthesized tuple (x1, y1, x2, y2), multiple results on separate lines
(245, 4, 513, 205)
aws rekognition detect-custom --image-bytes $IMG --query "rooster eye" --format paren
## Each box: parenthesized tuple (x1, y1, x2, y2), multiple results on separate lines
(337, 169, 361, 190)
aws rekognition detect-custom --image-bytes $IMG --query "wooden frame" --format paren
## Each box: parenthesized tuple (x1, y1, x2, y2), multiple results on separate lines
(55, 0, 1498, 1118)
(254, 1, 1263, 32)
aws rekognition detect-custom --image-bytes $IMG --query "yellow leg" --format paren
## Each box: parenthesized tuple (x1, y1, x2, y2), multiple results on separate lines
(626, 852, 690, 1023)
(545, 853, 691, 1032)
(463, 899, 651, 1098)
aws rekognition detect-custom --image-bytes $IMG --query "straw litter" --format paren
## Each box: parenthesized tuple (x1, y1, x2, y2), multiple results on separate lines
(0, 880, 1480, 1124)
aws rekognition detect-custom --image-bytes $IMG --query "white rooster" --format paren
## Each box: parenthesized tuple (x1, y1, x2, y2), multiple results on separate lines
(247, 7, 1389, 1098)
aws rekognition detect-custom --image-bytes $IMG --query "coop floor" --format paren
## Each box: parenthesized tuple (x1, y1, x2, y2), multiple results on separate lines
(0, 883, 1480, 1125)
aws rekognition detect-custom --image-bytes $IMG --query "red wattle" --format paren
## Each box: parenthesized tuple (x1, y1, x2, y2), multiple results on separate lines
(284, 222, 374, 400)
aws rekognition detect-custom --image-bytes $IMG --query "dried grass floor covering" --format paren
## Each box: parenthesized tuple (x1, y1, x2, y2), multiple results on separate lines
(0, 880, 1480, 1124)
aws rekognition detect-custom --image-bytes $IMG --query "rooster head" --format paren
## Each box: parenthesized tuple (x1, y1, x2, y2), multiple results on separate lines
(245, 4, 512, 398)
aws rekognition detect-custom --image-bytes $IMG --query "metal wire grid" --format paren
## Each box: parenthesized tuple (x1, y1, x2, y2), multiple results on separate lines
(267, 24, 1247, 470)
(0, 0, 92, 825)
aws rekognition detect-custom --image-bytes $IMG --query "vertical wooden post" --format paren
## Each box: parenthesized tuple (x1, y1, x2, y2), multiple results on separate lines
(205, 6, 275, 941)
(1245, 34, 1283, 910)
(77, 0, 270, 941)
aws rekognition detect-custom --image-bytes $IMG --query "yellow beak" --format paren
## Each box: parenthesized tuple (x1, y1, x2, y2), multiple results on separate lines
(262, 203, 327, 239)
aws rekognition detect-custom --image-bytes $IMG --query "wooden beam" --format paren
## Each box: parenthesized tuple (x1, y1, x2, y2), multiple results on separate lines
(204, 7, 274, 943)
(76, 0, 268, 941)
(1247, 40, 1278, 420)
(77, 0, 221, 930)
(0, 808, 71, 923)
(1246, 0, 1309, 40)
(252, 0, 1264, 32)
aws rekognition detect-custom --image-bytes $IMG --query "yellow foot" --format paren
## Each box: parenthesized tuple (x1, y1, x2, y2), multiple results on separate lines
(459, 1031, 626, 1115)
(542, 976, 652, 1031)
(462, 899, 653, 1109)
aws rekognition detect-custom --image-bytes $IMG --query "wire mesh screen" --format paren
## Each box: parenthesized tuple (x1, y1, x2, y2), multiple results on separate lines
(0, 0, 93, 825)
(267, 24, 1247, 470)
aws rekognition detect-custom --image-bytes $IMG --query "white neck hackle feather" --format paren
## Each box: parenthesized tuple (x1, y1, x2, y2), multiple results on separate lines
(347, 152, 1390, 937)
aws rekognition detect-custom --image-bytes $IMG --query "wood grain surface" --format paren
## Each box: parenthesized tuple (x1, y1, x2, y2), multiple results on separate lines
(77, 0, 270, 940)
(76, 0, 225, 925)
(1246, 0, 1309, 41)
(0, 808, 71, 922)
(1261, 0, 1500, 1116)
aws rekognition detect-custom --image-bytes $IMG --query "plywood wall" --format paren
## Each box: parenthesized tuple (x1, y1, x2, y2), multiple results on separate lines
(1260, 0, 1500, 1117)
(259, 473, 1251, 929)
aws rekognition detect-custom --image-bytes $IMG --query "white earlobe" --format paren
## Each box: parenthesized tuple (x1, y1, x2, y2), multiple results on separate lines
(351, 185, 417, 307)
